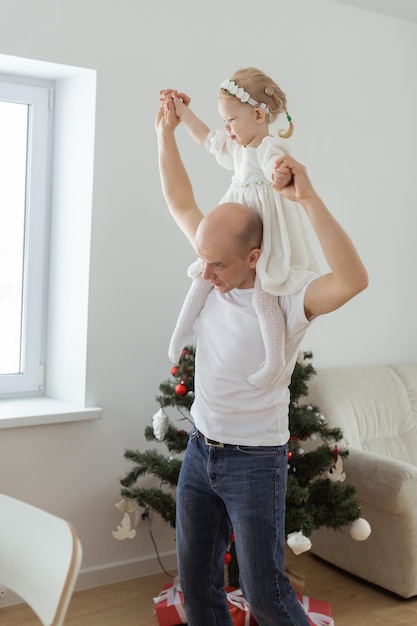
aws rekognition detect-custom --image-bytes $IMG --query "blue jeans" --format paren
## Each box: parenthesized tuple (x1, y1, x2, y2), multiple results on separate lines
(176, 429, 310, 626)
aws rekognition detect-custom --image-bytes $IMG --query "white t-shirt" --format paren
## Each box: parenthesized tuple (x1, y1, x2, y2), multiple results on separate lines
(190, 279, 314, 446)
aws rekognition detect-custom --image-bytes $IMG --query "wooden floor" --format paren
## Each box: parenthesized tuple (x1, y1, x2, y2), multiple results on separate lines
(2, 548, 417, 625)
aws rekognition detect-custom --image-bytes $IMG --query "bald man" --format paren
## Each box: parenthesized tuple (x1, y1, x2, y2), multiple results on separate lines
(155, 99, 368, 626)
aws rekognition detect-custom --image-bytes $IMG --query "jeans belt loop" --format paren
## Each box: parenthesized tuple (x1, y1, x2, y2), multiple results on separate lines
(199, 430, 224, 448)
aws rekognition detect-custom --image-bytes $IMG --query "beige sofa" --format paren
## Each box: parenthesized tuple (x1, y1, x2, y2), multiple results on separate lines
(305, 363, 417, 598)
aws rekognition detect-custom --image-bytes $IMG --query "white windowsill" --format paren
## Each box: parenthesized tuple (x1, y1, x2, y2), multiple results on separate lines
(0, 397, 102, 429)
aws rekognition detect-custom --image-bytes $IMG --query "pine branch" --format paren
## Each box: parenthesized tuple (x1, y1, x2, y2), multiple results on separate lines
(289, 351, 315, 400)
(289, 446, 335, 486)
(145, 423, 189, 454)
(289, 404, 344, 443)
(285, 474, 316, 536)
(121, 449, 181, 488)
(120, 486, 176, 528)
(308, 479, 361, 530)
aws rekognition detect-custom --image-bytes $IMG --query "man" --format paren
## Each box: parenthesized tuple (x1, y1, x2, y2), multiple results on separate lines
(155, 99, 368, 626)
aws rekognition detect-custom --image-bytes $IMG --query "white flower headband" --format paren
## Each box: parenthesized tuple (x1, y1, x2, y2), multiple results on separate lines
(219, 79, 271, 116)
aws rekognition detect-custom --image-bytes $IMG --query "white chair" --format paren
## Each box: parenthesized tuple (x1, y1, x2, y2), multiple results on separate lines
(0, 493, 83, 625)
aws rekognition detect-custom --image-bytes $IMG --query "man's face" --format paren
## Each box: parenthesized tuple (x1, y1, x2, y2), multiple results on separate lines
(195, 228, 257, 293)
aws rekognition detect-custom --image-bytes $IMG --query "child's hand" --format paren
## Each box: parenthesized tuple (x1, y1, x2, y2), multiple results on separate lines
(272, 156, 316, 203)
(159, 88, 175, 102)
(159, 90, 191, 119)
(272, 165, 293, 190)
(171, 92, 190, 119)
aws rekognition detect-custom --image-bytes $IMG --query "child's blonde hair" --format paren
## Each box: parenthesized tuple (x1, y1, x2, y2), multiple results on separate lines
(218, 67, 293, 139)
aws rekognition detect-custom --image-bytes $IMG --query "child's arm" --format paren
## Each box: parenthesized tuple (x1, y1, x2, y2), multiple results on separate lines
(257, 138, 293, 189)
(160, 89, 211, 147)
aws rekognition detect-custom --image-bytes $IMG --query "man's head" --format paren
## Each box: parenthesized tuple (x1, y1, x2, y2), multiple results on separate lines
(195, 202, 262, 292)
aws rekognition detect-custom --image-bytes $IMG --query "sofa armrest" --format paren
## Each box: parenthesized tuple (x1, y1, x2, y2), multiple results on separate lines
(344, 448, 417, 514)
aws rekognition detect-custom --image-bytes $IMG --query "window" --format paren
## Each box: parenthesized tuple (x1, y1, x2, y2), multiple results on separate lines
(0, 55, 101, 428)
(0, 77, 52, 396)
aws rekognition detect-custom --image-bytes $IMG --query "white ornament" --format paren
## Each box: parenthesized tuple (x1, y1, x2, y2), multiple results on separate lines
(115, 498, 139, 514)
(350, 517, 371, 541)
(287, 530, 312, 555)
(112, 512, 136, 540)
(152, 408, 169, 440)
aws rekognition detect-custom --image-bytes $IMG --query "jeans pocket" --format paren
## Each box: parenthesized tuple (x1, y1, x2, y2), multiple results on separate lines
(236, 445, 280, 456)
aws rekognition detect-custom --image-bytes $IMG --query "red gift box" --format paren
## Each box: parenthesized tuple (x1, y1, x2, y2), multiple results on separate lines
(226, 587, 258, 626)
(297, 594, 334, 626)
(153, 581, 333, 626)
(153, 577, 186, 626)
(153, 581, 258, 626)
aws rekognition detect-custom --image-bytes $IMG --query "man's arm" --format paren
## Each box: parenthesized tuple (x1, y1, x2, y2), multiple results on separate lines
(155, 99, 204, 247)
(273, 156, 368, 319)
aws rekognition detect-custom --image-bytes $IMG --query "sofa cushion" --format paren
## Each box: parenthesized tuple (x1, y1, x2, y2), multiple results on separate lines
(305, 363, 417, 466)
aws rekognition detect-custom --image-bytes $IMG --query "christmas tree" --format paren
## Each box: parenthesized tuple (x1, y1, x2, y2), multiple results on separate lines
(116, 347, 370, 584)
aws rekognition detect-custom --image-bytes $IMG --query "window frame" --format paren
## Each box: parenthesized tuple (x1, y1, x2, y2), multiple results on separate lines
(0, 77, 53, 396)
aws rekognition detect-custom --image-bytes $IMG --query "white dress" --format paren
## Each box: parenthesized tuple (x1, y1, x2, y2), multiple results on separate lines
(170, 130, 320, 390)
(187, 129, 320, 295)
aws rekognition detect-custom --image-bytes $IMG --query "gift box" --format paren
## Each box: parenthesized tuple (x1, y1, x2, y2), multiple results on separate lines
(153, 577, 186, 626)
(153, 581, 258, 626)
(297, 594, 334, 626)
(226, 587, 258, 626)
(153, 580, 333, 626)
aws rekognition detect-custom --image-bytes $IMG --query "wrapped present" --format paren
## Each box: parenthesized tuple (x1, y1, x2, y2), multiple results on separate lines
(297, 594, 334, 626)
(153, 577, 186, 626)
(226, 587, 258, 626)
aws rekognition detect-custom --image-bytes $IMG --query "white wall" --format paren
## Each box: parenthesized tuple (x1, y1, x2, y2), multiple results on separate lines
(0, 0, 416, 595)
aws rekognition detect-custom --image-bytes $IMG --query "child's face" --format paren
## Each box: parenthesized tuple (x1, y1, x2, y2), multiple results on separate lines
(218, 97, 266, 148)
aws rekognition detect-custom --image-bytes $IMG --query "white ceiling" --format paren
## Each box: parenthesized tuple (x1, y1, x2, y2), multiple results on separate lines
(332, 0, 417, 23)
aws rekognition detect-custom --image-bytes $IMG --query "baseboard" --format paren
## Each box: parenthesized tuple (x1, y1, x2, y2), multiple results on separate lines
(76, 550, 178, 590)
(0, 550, 178, 608)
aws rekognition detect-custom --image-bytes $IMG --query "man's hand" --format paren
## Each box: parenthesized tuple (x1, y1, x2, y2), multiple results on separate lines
(155, 97, 181, 132)
(272, 155, 317, 204)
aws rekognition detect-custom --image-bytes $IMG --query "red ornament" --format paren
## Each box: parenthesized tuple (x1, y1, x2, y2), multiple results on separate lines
(175, 383, 188, 397)
(224, 551, 232, 564)
(171, 365, 179, 376)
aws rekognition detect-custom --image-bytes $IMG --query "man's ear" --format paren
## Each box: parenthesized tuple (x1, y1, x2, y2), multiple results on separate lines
(248, 248, 262, 268)
(254, 108, 267, 124)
